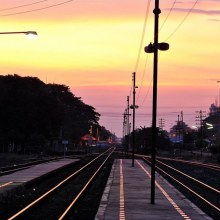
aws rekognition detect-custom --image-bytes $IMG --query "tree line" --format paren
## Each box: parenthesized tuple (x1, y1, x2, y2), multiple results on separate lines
(0, 74, 111, 154)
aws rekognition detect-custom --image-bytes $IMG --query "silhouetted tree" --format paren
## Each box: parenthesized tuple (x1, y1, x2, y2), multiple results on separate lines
(0, 74, 100, 154)
(124, 127, 171, 154)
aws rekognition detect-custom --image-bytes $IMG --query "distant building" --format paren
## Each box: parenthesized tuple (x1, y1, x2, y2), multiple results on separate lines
(169, 121, 192, 143)
(209, 103, 220, 116)
(81, 134, 97, 146)
(204, 103, 220, 142)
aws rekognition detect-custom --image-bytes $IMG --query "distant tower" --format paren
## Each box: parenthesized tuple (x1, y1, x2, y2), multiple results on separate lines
(195, 110, 206, 138)
(158, 118, 165, 130)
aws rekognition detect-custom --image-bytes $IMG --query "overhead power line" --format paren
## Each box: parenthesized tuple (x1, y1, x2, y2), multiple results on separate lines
(137, 0, 199, 109)
(136, 0, 176, 107)
(128, 0, 151, 99)
(140, 76, 153, 107)
(134, 0, 151, 73)
(0, 0, 49, 12)
(131, 0, 151, 106)
(159, 0, 177, 31)
(0, 0, 75, 16)
(136, 56, 148, 103)
(164, 0, 199, 41)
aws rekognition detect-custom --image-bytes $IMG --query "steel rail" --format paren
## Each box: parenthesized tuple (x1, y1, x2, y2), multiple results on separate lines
(135, 153, 220, 172)
(58, 149, 115, 219)
(157, 159, 220, 194)
(0, 157, 60, 176)
(143, 157, 220, 213)
(137, 160, 191, 220)
(8, 148, 114, 220)
(0, 181, 13, 188)
(156, 156, 220, 172)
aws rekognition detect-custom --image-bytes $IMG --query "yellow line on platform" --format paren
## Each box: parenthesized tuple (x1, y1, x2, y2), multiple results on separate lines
(119, 159, 125, 220)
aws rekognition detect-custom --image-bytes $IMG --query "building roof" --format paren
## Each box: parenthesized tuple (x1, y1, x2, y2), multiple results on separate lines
(81, 134, 97, 141)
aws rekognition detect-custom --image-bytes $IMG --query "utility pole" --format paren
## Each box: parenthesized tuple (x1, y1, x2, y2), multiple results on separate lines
(196, 110, 206, 157)
(144, 0, 169, 204)
(177, 114, 182, 155)
(178, 114, 181, 143)
(217, 81, 220, 107)
(151, 0, 160, 205)
(217, 81, 220, 163)
(123, 110, 127, 155)
(123, 112, 126, 138)
(130, 72, 138, 167)
(196, 110, 206, 132)
(158, 118, 165, 130)
(127, 96, 130, 151)
(123, 99, 131, 155)
(181, 111, 184, 147)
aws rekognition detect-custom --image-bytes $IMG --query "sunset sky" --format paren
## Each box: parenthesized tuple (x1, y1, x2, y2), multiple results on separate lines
(0, 0, 220, 137)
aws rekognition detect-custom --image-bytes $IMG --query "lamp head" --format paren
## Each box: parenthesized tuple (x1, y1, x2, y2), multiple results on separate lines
(144, 43, 154, 53)
(158, 42, 169, 51)
(26, 31, 38, 39)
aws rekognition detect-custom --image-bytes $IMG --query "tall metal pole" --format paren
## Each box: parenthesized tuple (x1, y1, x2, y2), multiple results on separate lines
(127, 96, 130, 152)
(217, 81, 220, 163)
(151, 0, 160, 204)
(132, 72, 136, 167)
(218, 81, 220, 107)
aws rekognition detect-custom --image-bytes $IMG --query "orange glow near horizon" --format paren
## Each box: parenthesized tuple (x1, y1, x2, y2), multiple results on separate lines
(0, 0, 220, 136)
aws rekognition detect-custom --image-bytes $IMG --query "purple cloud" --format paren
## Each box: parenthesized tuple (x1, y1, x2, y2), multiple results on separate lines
(208, 19, 220, 22)
(171, 8, 220, 15)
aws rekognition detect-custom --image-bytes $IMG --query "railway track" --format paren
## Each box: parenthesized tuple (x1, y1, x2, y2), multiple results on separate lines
(0, 157, 63, 176)
(142, 155, 220, 220)
(0, 155, 85, 177)
(1, 148, 115, 220)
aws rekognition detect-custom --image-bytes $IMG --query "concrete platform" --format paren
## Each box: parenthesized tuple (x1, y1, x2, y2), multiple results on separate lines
(96, 159, 212, 220)
(0, 158, 77, 194)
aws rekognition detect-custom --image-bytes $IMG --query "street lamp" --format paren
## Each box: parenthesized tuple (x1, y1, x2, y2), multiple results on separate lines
(0, 31, 38, 39)
(144, 0, 169, 204)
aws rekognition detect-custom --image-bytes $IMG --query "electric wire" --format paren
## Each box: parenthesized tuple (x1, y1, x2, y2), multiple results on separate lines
(1, 0, 204, 133)
(0, 0, 49, 12)
(128, 83, 132, 97)
(136, 0, 200, 120)
(137, 0, 199, 108)
(140, 76, 153, 107)
(159, 0, 177, 31)
(138, 51, 161, 108)
(127, 0, 151, 117)
(164, 0, 200, 41)
(0, 0, 75, 16)
(137, 0, 200, 128)
(136, 0, 176, 108)
(134, 0, 151, 103)
(127, 0, 151, 120)
(136, 55, 149, 103)
(134, 0, 151, 73)
(103, 111, 194, 119)
(128, 0, 151, 100)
